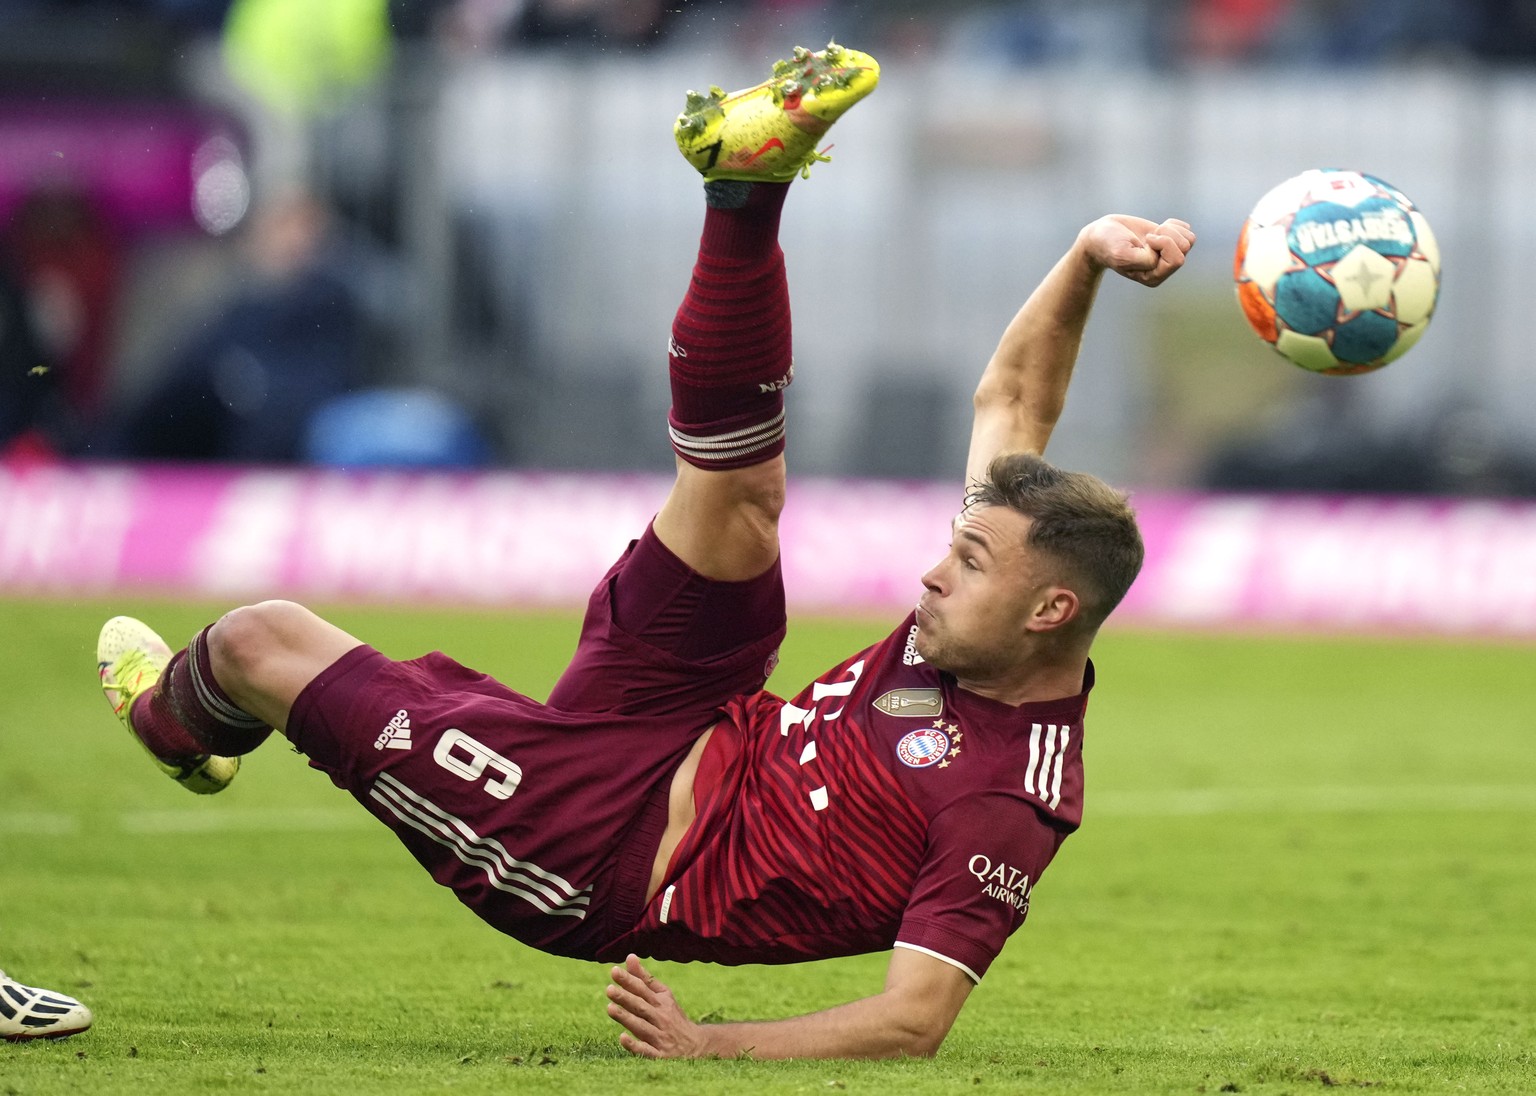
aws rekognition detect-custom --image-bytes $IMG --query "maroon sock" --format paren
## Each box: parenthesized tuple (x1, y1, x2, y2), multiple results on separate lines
(128, 625, 272, 759)
(667, 181, 795, 470)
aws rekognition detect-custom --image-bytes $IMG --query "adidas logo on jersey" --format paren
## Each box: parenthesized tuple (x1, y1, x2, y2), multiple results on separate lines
(902, 624, 925, 666)
(374, 709, 413, 751)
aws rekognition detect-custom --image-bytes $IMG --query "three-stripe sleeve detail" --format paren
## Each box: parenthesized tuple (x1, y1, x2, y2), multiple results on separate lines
(1024, 723, 1071, 811)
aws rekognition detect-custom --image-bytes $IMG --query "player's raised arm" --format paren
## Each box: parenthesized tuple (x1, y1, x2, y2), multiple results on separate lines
(606, 948, 973, 1060)
(965, 216, 1195, 485)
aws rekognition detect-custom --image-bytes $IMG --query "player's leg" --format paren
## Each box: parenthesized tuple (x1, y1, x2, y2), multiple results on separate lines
(655, 42, 879, 581)
(546, 44, 878, 715)
(97, 602, 361, 794)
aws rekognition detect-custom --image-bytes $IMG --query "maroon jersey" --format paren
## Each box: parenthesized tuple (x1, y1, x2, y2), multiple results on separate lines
(290, 531, 1089, 980)
(603, 613, 1091, 982)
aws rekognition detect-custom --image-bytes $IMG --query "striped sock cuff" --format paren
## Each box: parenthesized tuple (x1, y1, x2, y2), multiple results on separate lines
(156, 625, 273, 757)
(668, 407, 786, 470)
(188, 627, 267, 732)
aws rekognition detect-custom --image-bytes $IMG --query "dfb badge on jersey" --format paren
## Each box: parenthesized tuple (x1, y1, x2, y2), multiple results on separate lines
(896, 726, 950, 769)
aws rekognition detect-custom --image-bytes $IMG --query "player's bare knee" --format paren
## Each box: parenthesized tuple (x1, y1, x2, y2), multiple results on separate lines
(208, 601, 307, 685)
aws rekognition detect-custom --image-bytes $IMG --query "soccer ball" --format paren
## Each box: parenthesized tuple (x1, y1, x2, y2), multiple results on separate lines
(1233, 169, 1441, 375)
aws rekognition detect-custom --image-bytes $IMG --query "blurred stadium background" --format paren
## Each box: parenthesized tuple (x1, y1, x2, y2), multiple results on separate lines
(2, 0, 1535, 633)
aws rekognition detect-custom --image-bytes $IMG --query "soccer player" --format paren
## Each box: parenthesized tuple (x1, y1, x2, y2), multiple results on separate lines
(95, 43, 1194, 1059)
(0, 969, 93, 1042)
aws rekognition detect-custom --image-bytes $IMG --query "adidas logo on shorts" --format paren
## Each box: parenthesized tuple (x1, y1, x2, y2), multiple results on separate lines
(374, 709, 413, 751)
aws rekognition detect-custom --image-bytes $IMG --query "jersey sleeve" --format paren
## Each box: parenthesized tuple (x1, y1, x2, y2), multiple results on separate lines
(894, 792, 1066, 983)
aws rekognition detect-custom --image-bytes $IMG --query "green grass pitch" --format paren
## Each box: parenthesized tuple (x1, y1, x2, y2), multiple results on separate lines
(2, 596, 1533, 1094)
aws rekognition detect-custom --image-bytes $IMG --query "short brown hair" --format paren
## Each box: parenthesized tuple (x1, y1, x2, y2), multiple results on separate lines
(964, 452, 1144, 629)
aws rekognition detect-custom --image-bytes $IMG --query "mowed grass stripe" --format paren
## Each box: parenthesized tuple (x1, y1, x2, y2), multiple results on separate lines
(1097, 782, 1536, 814)
(8, 783, 1536, 839)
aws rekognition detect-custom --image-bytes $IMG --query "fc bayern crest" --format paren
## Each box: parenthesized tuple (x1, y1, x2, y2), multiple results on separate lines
(896, 727, 950, 769)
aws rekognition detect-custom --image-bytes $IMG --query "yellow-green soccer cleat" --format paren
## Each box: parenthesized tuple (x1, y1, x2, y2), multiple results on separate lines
(674, 41, 880, 182)
(97, 615, 239, 795)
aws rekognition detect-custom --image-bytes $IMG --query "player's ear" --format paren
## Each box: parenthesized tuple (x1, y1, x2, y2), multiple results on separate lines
(1025, 587, 1080, 633)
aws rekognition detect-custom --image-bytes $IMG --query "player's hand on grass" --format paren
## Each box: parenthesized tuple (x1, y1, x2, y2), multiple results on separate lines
(1079, 215, 1195, 287)
(606, 954, 708, 1059)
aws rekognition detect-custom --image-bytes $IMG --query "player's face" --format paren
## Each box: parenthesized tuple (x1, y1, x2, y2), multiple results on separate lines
(914, 505, 1066, 681)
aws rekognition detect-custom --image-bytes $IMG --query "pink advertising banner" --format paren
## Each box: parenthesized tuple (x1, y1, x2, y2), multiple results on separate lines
(3, 464, 1534, 637)
(0, 102, 241, 234)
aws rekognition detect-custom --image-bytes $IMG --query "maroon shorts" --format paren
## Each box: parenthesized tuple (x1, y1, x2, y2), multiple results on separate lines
(286, 525, 785, 959)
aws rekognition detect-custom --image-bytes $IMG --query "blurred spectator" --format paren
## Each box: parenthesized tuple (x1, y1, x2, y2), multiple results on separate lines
(1202, 393, 1536, 497)
(0, 186, 123, 425)
(0, 249, 72, 462)
(1473, 0, 1536, 59)
(0, 1, 183, 98)
(1178, 0, 1490, 64)
(151, 0, 240, 34)
(99, 191, 369, 463)
(303, 386, 492, 468)
(394, 0, 689, 52)
(223, 0, 394, 116)
(512, 0, 678, 49)
(944, 0, 1155, 67)
(1184, 0, 1295, 62)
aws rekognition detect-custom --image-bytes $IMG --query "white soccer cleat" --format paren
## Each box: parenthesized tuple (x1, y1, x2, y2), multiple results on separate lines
(0, 970, 93, 1042)
(97, 615, 239, 795)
